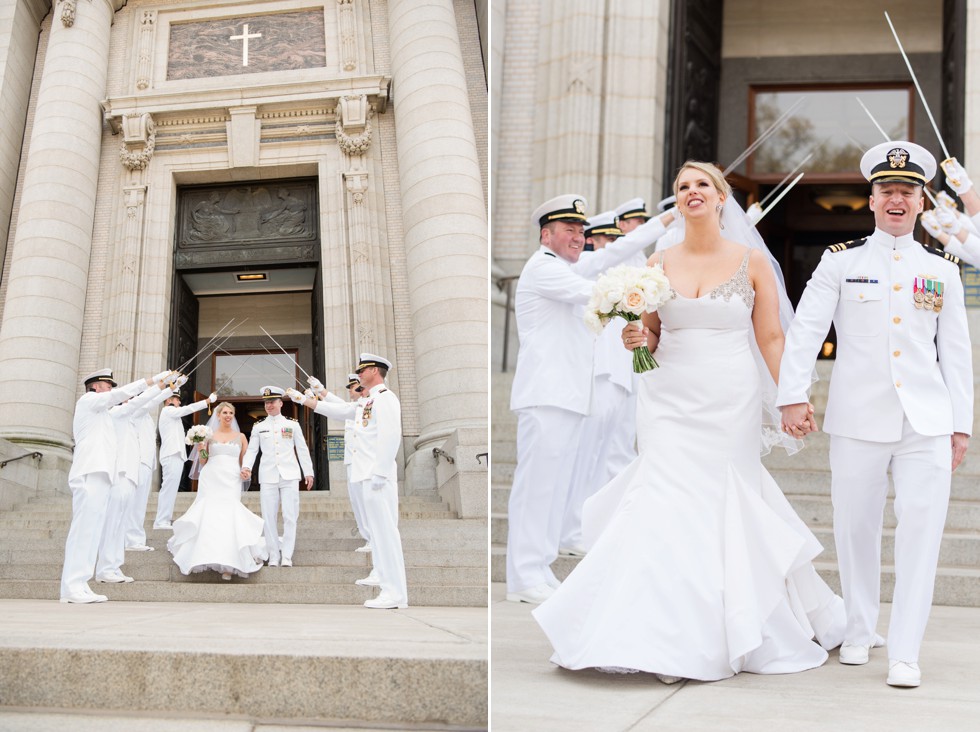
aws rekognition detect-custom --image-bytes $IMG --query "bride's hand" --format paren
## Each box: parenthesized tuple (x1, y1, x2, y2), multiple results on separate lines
(621, 322, 649, 351)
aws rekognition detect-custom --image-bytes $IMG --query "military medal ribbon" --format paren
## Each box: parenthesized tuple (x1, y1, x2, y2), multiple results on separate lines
(585, 264, 672, 374)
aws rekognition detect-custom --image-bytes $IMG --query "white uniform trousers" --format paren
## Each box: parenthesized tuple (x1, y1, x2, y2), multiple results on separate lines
(506, 406, 585, 592)
(124, 463, 153, 548)
(830, 418, 951, 662)
(155, 455, 185, 527)
(346, 464, 371, 544)
(60, 472, 113, 597)
(358, 477, 408, 603)
(260, 479, 300, 563)
(560, 379, 636, 549)
(97, 475, 136, 576)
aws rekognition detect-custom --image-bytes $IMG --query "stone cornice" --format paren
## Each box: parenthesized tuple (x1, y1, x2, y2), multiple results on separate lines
(101, 75, 389, 133)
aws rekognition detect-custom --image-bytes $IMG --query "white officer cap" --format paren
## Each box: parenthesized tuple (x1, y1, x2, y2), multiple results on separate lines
(260, 385, 285, 400)
(585, 210, 622, 239)
(83, 368, 116, 387)
(860, 141, 936, 187)
(531, 194, 588, 229)
(613, 197, 651, 225)
(356, 353, 392, 373)
(346, 373, 361, 388)
(656, 195, 677, 212)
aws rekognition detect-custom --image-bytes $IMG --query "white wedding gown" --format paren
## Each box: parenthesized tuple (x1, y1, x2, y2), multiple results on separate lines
(533, 254, 846, 681)
(168, 440, 268, 578)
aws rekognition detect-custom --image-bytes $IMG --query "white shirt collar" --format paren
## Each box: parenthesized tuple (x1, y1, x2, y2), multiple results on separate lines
(368, 383, 386, 396)
(869, 227, 917, 250)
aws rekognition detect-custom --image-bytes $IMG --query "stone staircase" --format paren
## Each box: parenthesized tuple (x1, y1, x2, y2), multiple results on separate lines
(491, 367, 980, 605)
(0, 489, 488, 607)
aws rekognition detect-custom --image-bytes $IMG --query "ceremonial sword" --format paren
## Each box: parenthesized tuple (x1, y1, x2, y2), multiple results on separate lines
(175, 317, 240, 374)
(758, 151, 815, 210)
(724, 97, 806, 176)
(259, 325, 315, 384)
(756, 172, 805, 225)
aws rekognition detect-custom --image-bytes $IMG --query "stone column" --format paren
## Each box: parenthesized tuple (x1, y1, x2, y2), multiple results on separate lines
(387, 0, 488, 497)
(0, 0, 126, 456)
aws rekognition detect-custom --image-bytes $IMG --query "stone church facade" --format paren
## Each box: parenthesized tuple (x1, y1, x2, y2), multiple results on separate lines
(0, 0, 488, 515)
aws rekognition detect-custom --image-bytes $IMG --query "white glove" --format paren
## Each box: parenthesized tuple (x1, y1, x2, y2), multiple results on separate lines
(153, 370, 172, 383)
(308, 376, 324, 391)
(745, 202, 763, 226)
(936, 190, 959, 210)
(285, 387, 305, 404)
(173, 374, 188, 388)
(936, 205, 961, 235)
(207, 393, 217, 403)
(920, 211, 943, 239)
(942, 157, 973, 195)
(304, 388, 316, 399)
(370, 474, 387, 490)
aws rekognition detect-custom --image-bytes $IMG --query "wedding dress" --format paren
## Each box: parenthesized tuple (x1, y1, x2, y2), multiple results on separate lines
(168, 440, 268, 578)
(533, 252, 846, 681)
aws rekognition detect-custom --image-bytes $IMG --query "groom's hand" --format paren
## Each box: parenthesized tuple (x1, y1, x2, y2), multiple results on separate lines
(952, 432, 969, 471)
(780, 402, 814, 438)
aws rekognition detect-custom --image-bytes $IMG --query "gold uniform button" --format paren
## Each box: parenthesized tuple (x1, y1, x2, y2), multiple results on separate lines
(893, 350, 901, 357)
(894, 253, 901, 260)
(896, 381, 902, 388)
(858, 293, 865, 299)
(893, 283, 902, 291)
(893, 316, 902, 324)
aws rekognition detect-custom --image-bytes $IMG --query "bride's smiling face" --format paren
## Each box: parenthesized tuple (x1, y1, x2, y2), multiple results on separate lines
(676, 167, 725, 220)
(217, 406, 235, 426)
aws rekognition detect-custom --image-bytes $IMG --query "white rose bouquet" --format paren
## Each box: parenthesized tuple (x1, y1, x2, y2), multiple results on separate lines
(185, 424, 213, 460)
(584, 264, 671, 373)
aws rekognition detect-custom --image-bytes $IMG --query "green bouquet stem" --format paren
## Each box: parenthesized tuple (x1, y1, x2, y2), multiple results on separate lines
(621, 312, 659, 373)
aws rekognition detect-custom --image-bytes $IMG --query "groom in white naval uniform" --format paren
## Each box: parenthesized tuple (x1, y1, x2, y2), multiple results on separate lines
(241, 386, 314, 567)
(777, 141, 973, 688)
(60, 367, 172, 603)
(506, 194, 675, 604)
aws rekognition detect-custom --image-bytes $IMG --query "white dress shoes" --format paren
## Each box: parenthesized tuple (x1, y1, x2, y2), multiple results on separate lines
(364, 594, 408, 609)
(280, 558, 293, 567)
(267, 557, 279, 567)
(559, 545, 588, 557)
(60, 591, 108, 604)
(505, 583, 555, 604)
(887, 660, 921, 688)
(355, 571, 381, 586)
(126, 544, 154, 552)
(656, 674, 683, 685)
(153, 522, 173, 530)
(96, 572, 134, 583)
(355, 543, 372, 553)
(838, 642, 871, 665)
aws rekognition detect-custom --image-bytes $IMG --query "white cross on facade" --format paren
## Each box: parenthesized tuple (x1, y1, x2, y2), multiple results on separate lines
(230, 23, 262, 67)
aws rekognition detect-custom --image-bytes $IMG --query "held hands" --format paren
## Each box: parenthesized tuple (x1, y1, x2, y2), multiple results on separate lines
(936, 206, 962, 236)
(920, 210, 943, 240)
(285, 387, 305, 404)
(370, 474, 387, 490)
(942, 157, 974, 195)
(779, 402, 819, 439)
(240, 467, 251, 480)
(621, 321, 648, 352)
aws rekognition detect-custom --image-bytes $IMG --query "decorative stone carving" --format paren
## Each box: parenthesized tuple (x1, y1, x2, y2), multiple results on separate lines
(119, 113, 156, 171)
(338, 0, 357, 71)
(136, 11, 157, 90)
(336, 96, 374, 156)
(59, 0, 75, 28)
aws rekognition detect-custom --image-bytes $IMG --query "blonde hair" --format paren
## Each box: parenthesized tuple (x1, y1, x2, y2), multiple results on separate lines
(214, 401, 236, 416)
(672, 160, 732, 200)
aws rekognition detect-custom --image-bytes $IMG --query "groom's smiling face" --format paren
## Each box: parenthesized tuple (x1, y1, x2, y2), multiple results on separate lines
(869, 182, 923, 237)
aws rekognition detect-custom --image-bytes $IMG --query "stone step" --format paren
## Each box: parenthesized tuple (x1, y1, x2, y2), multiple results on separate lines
(488, 546, 980, 606)
(0, 599, 487, 728)
(0, 563, 487, 586)
(809, 527, 980, 567)
(0, 579, 487, 606)
(0, 508, 458, 527)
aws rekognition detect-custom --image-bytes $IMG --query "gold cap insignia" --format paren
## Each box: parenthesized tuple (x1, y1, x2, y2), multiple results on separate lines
(573, 199, 585, 214)
(888, 148, 909, 169)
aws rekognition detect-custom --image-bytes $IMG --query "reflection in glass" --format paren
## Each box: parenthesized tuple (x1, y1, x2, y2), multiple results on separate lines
(751, 89, 910, 176)
(214, 353, 294, 396)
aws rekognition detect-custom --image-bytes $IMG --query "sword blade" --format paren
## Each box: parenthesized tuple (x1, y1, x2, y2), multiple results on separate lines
(724, 97, 805, 176)
(259, 325, 313, 381)
(176, 318, 238, 373)
(884, 11, 951, 160)
(757, 172, 805, 224)
(260, 345, 305, 389)
(759, 151, 815, 209)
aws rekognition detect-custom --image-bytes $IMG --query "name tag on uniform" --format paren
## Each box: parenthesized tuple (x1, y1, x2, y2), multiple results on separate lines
(845, 277, 878, 284)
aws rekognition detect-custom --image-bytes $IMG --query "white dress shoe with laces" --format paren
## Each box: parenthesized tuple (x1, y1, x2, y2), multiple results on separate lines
(355, 543, 372, 553)
(838, 642, 871, 665)
(364, 594, 408, 609)
(558, 545, 588, 557)
(887, 660, 921, 688)
(505, 583, 555, 604)
(60, 591, 108, 603)
(355, 571, 381, 586)
(96, 572, 134, 583)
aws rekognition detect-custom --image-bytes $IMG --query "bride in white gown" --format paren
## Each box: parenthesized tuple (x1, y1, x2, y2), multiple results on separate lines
(533, 161, 847, 682)
(168, 402, 268, 580)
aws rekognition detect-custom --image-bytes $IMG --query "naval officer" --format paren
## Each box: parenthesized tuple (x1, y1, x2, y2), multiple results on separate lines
(241, 386, 314, 567)
(777, 141, 973, 688)
(506, 194, 673, 603)
(288, 354, 407, 609)
(155, 390, 216, 530)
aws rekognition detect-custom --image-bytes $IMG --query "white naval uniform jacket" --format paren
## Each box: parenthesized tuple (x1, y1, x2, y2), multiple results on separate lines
(136, 387, 173, 470)
(158, 398, 210, 461)
(510, 217, 666, 416)
(69, 378, 149, 482)
(313, 384, 401, 483)
(593, 314, 635, 394)
(110, 385, 164, 483)
(943, 231, 980, 269)
(777, 228, 974, 442)
(242, 414, 314, 484)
